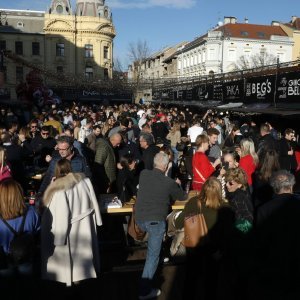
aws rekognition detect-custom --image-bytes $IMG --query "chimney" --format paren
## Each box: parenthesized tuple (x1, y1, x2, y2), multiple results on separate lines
(271, 20, 280, 26)
(224, 16, 237, 24)
(292, 16, 298, 23)
(244, 18, 249, 24)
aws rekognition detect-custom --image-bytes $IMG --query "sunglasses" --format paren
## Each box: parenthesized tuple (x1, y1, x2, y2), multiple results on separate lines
(31, 125, 37, 128)
(226, 181, 235, 186)
(41, 132, 49, 136)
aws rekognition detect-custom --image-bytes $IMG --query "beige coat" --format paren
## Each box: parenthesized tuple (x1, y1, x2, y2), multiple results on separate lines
(41, 173, 102, 286)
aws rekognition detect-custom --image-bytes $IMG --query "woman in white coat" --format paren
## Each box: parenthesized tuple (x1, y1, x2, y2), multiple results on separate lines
(41, 158, 102, 286)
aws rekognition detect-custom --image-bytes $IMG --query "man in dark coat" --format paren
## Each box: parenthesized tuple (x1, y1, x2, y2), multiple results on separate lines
(93, 133, 122, 194)
(135, 152, 186, 299)
(138, 132, 160, 172)
(257, 123, 279, 161)
(252, 170, 300, 298)
(279, 128, 299, 174)
(38, 135, 91, 195)
(30, 125, 56, 172)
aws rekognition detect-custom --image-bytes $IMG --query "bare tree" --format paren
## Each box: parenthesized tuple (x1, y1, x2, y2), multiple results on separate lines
(113, 57, 124, 73)
(232, 51, 277, 71)
(127, 39, 150, 83)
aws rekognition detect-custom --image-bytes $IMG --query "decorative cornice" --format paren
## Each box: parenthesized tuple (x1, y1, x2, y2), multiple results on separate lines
(45, 19, 75, 32)
(77, 29, 115, 38)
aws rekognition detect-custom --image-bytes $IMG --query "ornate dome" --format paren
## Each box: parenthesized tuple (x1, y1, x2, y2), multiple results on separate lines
(49, 0, 72, 15)
(76, 0, 111, 18)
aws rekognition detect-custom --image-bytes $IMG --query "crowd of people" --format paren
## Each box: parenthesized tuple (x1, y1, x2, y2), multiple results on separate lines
(0, 101, 299, 299)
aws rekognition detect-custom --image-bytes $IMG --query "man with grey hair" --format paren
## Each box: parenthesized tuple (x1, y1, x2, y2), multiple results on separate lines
(135, 152, 186, 299)
(253, 170, 300, 297)
(257, 170, 297, 225)
(138, 132, 160, 171)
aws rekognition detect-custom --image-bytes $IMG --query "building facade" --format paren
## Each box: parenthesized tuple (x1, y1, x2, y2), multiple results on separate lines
(0, 0, 115, 99)
(177, 17, 294, 78)
(280, 16, 300, 60)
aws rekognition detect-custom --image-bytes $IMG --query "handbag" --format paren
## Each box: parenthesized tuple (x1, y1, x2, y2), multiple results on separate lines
(127, 206, 146, 241)
(182, 204, 208, 248)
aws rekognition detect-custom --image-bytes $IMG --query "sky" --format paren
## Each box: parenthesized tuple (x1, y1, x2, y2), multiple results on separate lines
(0, 0, 298, 69)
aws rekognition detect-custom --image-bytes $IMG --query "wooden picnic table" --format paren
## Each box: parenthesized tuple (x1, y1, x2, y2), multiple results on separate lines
(104, 190, 199, 214)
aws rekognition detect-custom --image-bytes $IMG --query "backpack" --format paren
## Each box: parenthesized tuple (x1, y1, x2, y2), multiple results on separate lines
(0, 208, 35, 265)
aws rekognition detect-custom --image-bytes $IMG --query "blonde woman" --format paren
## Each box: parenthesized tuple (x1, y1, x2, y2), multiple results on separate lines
(166, 121, 181, 164)
(174, 177, 234, 300)
(225, 167, 253, 232)
(237, 138, 258, 191)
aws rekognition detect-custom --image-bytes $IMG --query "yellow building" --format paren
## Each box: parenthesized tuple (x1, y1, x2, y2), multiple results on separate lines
(0, 0, 116, 100)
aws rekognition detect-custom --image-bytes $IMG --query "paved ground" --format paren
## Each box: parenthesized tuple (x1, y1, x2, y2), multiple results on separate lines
(1, 214, 187, 300)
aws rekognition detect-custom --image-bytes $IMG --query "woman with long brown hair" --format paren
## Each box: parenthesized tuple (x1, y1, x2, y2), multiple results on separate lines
(166, 121, 181, 164)
(0, 179, 40, 276)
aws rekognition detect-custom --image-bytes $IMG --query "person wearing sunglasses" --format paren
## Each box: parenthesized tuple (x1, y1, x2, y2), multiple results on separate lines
(30, 126, 56, 173)
(28, 119, 40, 139)
(38, 135, 91, 196)
(224, 167, 253, 233)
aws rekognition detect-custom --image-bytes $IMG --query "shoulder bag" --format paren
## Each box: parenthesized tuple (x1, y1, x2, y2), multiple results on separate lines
(182, 203, 208, 248)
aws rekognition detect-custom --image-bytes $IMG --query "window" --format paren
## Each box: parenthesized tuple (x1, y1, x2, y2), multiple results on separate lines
(277, 52, 285, 62)
(228, 49, 236, 61)
(103, 46, 109, 59)
(56, 5, 63, 14)
(32, 42, 40, 56)
(257, 32, 265, 38)
(104, 68, 109, 79)
(243, 49, 251, 57)
(56, 43, 65, 56)
(16, 66, 23, 83)
(178, 59, 182, 70)
(85, 67, 93, 79)
(85, 44, 93, 58)
(243, 49, 251, 63)
(0, 40, 6, 51)
(241, 31, 249, 37)
(0, 66, 7, 86)
(208, 48, 215, 60)
(198, 52, 201, 64)
(15, 41, 23, 55)
(190, 55, 193, 66)
(57, 66, 63, 73)
(17, 22, 24, 28)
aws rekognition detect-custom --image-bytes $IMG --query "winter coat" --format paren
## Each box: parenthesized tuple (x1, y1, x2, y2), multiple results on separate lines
(41, 173, 102, 286)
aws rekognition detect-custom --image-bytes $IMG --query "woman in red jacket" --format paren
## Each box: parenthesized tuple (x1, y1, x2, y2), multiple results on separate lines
(238, 138, 259, 192)
(192, 134, 221, 191)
